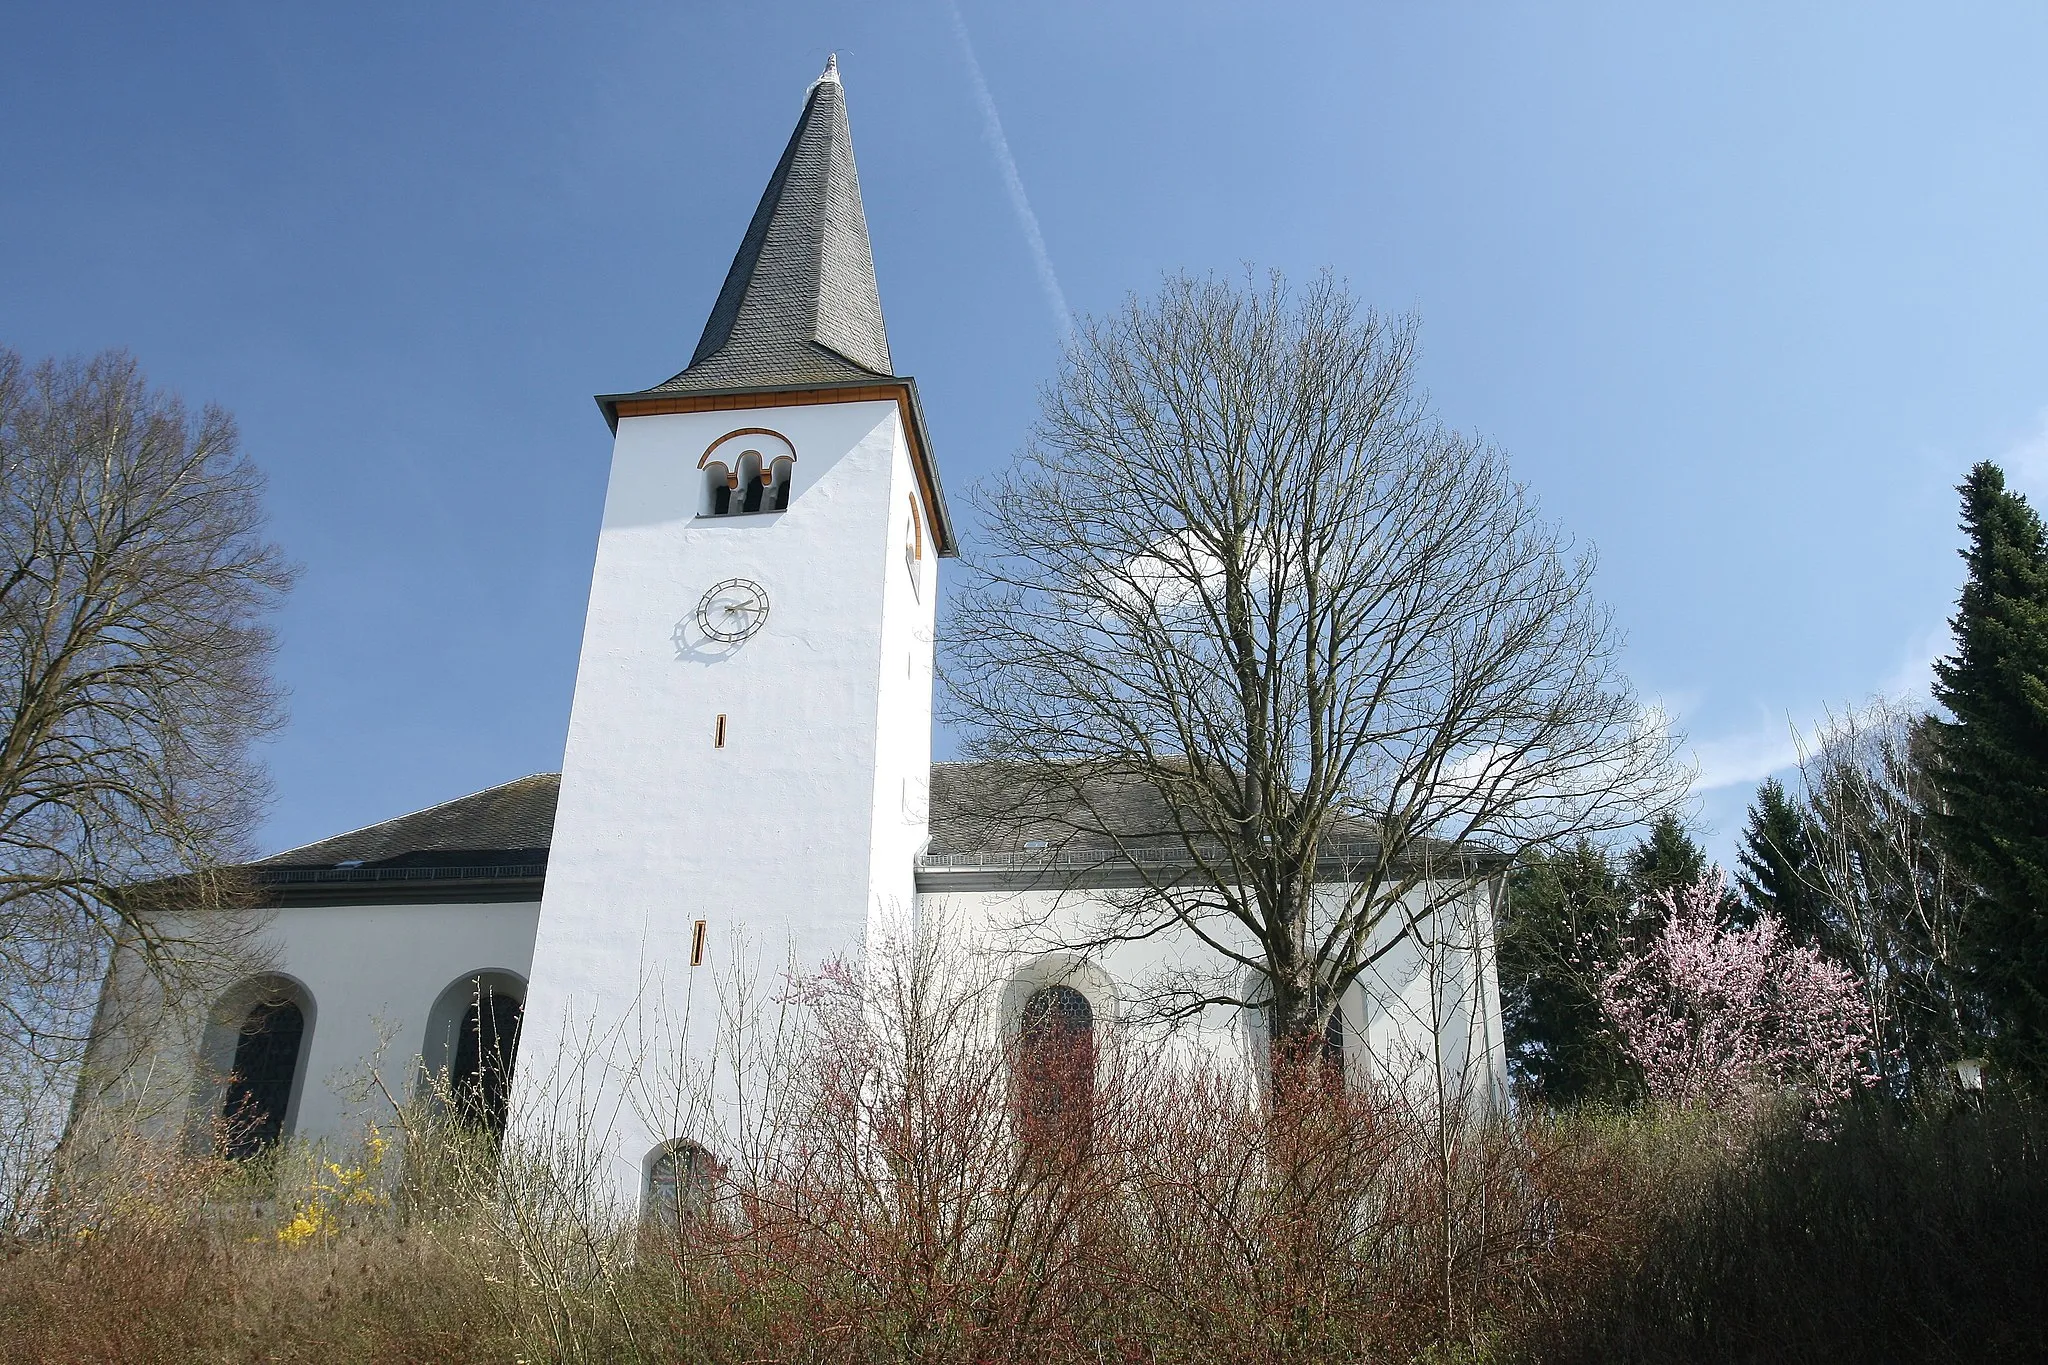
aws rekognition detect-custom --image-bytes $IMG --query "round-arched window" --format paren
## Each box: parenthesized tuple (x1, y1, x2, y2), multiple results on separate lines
(221, 996, 306, 1160)
(451, 986, 523, 1138)
(699, 428, 796, 518)
(646, 1140, 716, 1227)
(1014, 984, 1095, 1157)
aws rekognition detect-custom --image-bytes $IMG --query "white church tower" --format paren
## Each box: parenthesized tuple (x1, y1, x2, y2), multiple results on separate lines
(516, 56, 954, 1208)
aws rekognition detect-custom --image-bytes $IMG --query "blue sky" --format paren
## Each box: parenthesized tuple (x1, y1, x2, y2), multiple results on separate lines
(5, 2, 2047, 863)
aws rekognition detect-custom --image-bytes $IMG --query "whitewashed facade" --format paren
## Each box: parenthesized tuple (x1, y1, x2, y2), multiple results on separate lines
(77, 59, 1507, 1213)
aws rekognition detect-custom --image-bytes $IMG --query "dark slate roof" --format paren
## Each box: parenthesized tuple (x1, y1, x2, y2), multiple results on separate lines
(238, 764, 1499, 905)
(927, 761, 1188, 858)
(593, 57, 958, 559)
(248, 775, 557, 902)
(919, 762, 1504, 886)
(642, 58, 892, 397)
(259, 774, 559, 868)
(925, 760, 1393, 857)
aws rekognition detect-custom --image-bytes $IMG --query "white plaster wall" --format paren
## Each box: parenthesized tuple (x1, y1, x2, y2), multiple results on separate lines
(259, 900, 541, 1137)
(519, 399, 933, 1208)
(88, 899, 539, 1147)
(82, 880, 1498, 1167)
(917, 879, 1508, 1106)
(865, 438, 939, 952)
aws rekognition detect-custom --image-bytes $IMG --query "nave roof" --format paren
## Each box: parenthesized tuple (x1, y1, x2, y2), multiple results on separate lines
(240, 766, 1498, 907)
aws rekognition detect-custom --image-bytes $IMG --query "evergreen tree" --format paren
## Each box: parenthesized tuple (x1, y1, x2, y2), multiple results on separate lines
(1627, 814, 1711, 908)
(1503, 816, 1737, 1104)
(1737, 776, 1831, 950)
(1499, 840, 1637, 1104)
(1929, 461, 2048, 1080)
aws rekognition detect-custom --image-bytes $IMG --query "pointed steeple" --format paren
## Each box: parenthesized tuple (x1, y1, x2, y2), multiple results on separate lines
(647, 54, 894, 395)
(596, 56, 955, 556)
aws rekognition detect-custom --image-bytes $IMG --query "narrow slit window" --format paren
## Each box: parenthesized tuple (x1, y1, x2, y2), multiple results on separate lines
(691, 920, 708, 967)
(714, 714, 726, 748)
(735, 450, 763, 514)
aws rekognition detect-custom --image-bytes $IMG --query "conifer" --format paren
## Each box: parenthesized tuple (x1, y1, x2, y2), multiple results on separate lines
(1737, 777, 1831, 951)
(1500, 840, 1637, 1103)
(1929, 461, 2048, 1080)
(1628, 814, 1708, 905)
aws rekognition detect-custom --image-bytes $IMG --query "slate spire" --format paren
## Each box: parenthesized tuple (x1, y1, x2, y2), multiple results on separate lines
(650, 54, 895, 395)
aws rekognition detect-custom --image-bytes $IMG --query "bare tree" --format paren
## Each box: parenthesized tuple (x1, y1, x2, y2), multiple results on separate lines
(0, 345, 292, 1094)
(1793, 698, 1984, 1088)
(943, 272, 1680, 1068)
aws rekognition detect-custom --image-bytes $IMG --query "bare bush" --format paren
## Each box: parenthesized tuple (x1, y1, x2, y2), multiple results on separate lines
(464, 922, 1564, 1361)
(1793, 698, 1984, 1088)
(12, 927, 2040, 1362)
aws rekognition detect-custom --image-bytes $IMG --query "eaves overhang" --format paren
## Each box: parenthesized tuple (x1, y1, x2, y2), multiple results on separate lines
(251, 863, 548, 907)
(913, 843, 1514, 895)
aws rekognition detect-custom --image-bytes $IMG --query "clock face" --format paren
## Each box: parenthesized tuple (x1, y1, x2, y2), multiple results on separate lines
(696, 577, 770, 643)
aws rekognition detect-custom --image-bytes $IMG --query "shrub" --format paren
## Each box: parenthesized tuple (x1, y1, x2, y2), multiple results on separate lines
(8, 933, 2046, 1362)
(1528, 1095, 2048, 1363)
(1600, 873, 1873, 1118)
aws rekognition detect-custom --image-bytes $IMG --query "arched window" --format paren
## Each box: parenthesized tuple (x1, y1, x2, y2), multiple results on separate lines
(1319, 995, 1346, 1082)
(705, 461, 734, 515)
(1261, 990, 1348, 1086)
(1014, 984, 1095, 1158)
(698, 428, 796, 518)
(738, 450, 764, 512)
(646, 1140, 716, 1227)
(420, 970, 526, 1139)
(221, 996, 306, 1160)
(451, 985, 523, 1138)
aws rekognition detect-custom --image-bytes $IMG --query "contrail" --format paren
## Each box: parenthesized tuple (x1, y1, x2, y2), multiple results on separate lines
(943, 0, 1074, 343)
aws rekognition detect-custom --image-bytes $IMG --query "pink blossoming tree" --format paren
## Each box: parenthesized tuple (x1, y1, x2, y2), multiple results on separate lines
(1600, 872, 1873, 1114)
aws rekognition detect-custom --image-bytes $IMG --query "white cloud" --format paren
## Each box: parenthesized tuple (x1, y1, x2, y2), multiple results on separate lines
(1683, 410, 2035, 818)
(1881, 621, 1950, 705)
(1689, 720, 1800, 792)
(1685, 623, 1953, 793)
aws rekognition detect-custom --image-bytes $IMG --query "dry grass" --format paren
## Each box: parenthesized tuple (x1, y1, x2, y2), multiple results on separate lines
(0, 1228, 502, 1365)
(8, 936, 2045, 1364)
(3, 1095, 2044, 1363)
(1523, 1094, 2048, 1364)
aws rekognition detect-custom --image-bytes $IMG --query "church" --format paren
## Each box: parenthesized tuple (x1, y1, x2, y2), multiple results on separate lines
(80, 58, 1508, 1215)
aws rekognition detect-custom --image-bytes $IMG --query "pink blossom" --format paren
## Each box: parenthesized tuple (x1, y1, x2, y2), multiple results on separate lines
(1599, 872, 1873, 1115)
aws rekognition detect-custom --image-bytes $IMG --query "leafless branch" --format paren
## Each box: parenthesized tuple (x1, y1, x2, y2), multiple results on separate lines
(942, 271, 1682, 1060)
(0, 345, 292, 1151)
